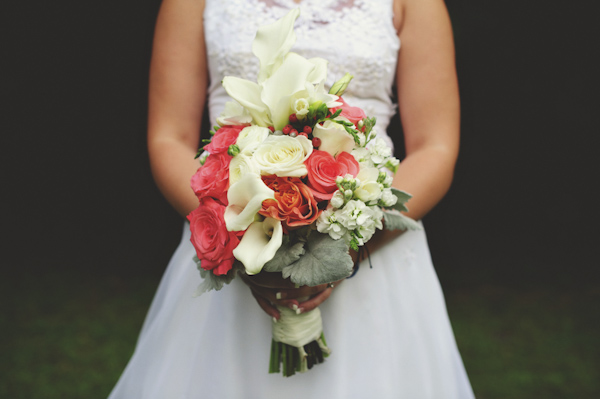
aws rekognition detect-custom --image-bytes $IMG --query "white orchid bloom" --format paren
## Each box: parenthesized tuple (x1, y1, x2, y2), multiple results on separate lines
(312, 120, 356, 156)
(233, 217, 283, 275)
(224, 173, 275, 231)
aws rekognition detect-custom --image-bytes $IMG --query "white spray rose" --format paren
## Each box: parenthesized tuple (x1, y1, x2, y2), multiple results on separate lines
(252, 135, 313, 177)
(236, 125, 270, 155)
(354, 167, 382, 203)
(229, 154, 260, 185)
(292, 97, 309, 119)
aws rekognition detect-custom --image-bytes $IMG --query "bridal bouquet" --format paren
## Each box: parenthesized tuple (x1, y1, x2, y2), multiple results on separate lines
(188, 9, 420, 376)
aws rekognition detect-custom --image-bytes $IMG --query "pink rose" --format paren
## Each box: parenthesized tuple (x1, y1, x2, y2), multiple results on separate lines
(259, 175, 321, 230)
(187, 197, 241, 275)
(305, 150, 359, 201)
(204, 125, 245, 154)
(330, 97, 366, 126)
(191, 152, 231, 205)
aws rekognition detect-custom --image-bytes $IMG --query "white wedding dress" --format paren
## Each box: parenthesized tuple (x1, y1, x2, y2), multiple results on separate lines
(109, 0, 475, 398)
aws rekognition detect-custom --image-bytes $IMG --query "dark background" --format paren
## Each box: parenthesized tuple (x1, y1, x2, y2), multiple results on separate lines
(3, 0, 598, 286)
(2, 0, 599, 397)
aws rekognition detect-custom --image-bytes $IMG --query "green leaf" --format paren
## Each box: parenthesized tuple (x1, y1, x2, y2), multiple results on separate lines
(385, 188, 412, 212)
(262, 235, 306, 272)
(282, 231, 353, 286)
(382, 210, 422, 231)
(193, 258, 240, 295)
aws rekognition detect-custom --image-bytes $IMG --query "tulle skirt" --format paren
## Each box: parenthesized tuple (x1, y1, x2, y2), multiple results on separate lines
(109, 223, 474, 399)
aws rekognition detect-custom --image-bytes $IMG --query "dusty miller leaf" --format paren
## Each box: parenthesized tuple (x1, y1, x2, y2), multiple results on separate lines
(382, 210, 422, 231)
(282, 231, 353, 286)
(262, 235, 306, 272)
(193, 257, 240, 296)
(385, 188, 412, 213)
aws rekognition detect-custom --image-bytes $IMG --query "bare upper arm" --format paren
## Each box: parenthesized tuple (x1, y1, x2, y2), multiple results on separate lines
(148, 0, 208, 150)
(394, 0, 460, 157)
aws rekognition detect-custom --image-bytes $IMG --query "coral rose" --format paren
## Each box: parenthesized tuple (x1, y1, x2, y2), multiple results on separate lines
(305, 150, 359, 201)
(204, 125, 245, 154)
(259, 175, 320, 230)
(187, 197, 241, 275)
(330, 97, 366, 126)
(190, 152, 232, 205)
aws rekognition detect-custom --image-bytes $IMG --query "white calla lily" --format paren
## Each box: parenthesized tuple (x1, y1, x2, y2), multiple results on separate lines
(233, 217, 283, 275)
(216, 101, 252, 126)
(222, 77, 272, 127)
(252, 8, 300, 83)
(261, 52, 317, 130)
(224, 173, 275, 231)
(312, 120, 356, 156)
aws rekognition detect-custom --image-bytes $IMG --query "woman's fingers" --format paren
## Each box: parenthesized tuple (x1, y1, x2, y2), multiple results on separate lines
(297, 279, 344, 313)
(249, 287, 280, 320)
(298, 286, 333, 313)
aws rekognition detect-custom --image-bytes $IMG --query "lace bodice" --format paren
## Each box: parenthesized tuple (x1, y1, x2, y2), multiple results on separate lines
(204, 0, 400, 146)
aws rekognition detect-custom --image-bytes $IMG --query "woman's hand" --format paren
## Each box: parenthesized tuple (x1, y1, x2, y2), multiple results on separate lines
(239, 272, 343, 320)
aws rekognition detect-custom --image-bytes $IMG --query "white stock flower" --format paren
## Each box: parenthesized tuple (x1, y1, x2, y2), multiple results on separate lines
(330, 190, 345, 208)
(380, 188, 398, 207)
(351, 147, 373, 168)
(252, 135, 313, 177)
(233, 217, 283, 275)
(316, 208, 348, 241)
(216, 101, 252, 126)
(229, 154, 260, 185)
(369, 137, 393, 165)
(224, 173, 274, 231)
(236, 125, 270, 155)
(354, 167, 382, 203)
(312, 120, 355, 156)
(355, 206, 383, 245)
(337, 200, 370, 230)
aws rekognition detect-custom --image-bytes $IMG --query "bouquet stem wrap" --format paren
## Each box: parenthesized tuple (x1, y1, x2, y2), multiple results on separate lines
(269, 306, 331, 376)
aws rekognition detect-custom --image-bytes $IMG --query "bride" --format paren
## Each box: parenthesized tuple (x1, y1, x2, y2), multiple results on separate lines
(109, 0, 475, 397)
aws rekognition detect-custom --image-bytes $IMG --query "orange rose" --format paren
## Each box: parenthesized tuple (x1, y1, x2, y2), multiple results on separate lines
(259, 175, 321, 230)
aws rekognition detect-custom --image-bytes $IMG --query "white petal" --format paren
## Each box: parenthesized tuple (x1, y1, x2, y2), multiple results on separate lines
(252, 8, 300, 83)
(233, 218, 283, 275)
(222, 77, 271, 127)
(224, 173, 274, 231)
(261, 52, 316, 130)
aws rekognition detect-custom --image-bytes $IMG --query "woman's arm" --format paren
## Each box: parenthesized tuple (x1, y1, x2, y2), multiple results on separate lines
(393, 0, 460, 220)
(148, 0, 208, 218)
(364, 0, 460, 254)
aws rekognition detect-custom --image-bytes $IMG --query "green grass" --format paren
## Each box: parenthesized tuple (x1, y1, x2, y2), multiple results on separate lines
(1, 269, 598, 398)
